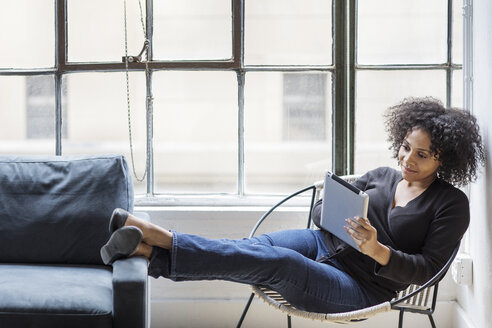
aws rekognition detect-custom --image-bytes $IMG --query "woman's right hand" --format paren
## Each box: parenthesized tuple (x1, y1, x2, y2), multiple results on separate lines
(345, 217, 390, 266)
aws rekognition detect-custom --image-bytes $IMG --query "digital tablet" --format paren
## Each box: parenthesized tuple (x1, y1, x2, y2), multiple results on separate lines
(319, 171, 369, 251)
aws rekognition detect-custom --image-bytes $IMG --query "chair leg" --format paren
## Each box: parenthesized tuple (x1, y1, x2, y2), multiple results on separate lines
(398, 310, 404, 328)
(236, 292, 255, 328)
(397, 311, 436, 328)
(428, 314, 436, 328)
(287, 315, 292, 328)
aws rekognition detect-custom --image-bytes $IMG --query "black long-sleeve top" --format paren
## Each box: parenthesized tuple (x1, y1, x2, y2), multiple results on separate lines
(312, 167, 470, 303)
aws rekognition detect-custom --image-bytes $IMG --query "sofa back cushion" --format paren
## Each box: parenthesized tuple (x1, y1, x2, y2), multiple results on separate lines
(0, 155, 134, 264)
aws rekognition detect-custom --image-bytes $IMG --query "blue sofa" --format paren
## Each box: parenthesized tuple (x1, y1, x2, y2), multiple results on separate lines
(0, 155, 149, 328)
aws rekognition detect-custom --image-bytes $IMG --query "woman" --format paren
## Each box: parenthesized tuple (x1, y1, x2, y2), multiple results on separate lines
(101, 97, 485, 314)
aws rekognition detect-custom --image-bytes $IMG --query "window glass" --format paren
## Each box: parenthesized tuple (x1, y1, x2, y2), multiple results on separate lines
(452, 0, 463, 64)
(153, 0, 232, 60)
(355, 70, 447, 174)
(0, 1, 54, 68)
(245, 0, 332, 65)
(153, 71, 238, 194)
(358, 0, 447, 64)
(0, 76, 55, 154)
(283, 73, 328, 141)
(62, 72, 147, 193)
(245, 72, 332, 194)
(68, 0, 147, 62)
(26, 76, 66, 139)
(452, 69, 463, 107)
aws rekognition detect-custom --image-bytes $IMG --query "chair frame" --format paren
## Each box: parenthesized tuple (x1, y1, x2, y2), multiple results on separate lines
(236, 178, 460, 328)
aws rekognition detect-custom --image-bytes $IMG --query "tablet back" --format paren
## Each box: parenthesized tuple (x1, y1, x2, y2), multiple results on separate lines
(319, 171, 369, 251)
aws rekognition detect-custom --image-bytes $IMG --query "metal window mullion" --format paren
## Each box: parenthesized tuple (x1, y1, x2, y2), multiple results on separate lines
(55, 0, 67, 155)
(332, 0, 344, 176)
(332, 0, 353, 176)
(237, 71, 245, 196)
(356, 63, 461, 70)
(61, 61, 238, 72)
(463, 0, 473, 112)
(235, 0, 245, 196)
(232, 0, 244, 67)
(146, 0, 154, 196)
(145, 69, 154, 196)
(0, 69, 56, 76)
(347, 0, 356, 175)
(244, 65, 334, 72)
(446, 69, 453, 107)
(446, 0, 453, 107)
(54, 74, 63, 155)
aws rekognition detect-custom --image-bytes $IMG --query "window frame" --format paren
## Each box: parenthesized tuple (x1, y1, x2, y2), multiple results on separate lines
(0, 0, 462, 206)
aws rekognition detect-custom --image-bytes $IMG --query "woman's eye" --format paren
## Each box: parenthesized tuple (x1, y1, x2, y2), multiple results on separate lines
(418, 153, 427, 159)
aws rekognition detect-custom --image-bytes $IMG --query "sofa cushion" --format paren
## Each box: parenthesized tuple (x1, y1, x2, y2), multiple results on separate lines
(0, 264, 113, 328)
(0, 155, 134, 264)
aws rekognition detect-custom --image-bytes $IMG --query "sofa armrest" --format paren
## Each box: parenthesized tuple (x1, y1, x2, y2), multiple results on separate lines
(113, 256, 149, 328)
(112, 211, 150, 328)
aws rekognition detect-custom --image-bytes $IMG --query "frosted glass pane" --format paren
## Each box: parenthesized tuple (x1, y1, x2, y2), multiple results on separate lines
(68, 0, 147, 62)
(62, 72, 147, 193)
(245, 0, 332, 65)
(153, 71, 238, 193)
(0, 1, 54, 68)
(0, 76, 55, 154)
(245, 72, 332, 194)
(153, 0, 231, 60)
(358, 0, 447, 64)
(452, 69, 463, 108)
(452, 0, 463, 64)
(355, 70, 447, 174)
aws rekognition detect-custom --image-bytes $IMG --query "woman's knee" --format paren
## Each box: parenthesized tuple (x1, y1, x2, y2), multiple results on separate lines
(257, 249, 306, 284)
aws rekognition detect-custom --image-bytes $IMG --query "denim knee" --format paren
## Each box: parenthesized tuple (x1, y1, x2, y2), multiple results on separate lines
(250, 246, 307, 287)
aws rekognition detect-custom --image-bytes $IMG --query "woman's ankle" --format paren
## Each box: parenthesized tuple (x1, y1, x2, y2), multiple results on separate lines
(126, 216, 173, 249)
(132, 242, 153, 259)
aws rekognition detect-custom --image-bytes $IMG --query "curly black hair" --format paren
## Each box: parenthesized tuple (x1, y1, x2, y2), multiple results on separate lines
(384, 97, 485, 187)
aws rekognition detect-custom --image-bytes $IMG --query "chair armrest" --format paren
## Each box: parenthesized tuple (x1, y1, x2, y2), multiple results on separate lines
(249, 185, 316, 238)
(390, 243, 460, 308)
(112, 211, 150, 328)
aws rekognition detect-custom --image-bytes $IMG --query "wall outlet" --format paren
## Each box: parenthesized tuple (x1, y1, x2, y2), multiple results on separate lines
(452, 254, 473, 286)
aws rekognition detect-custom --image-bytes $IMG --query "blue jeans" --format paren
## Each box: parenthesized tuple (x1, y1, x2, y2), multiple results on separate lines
(148, 229, 378, 313)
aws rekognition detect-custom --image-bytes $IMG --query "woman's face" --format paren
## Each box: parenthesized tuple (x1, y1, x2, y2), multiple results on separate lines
(398, 128, 440, 184)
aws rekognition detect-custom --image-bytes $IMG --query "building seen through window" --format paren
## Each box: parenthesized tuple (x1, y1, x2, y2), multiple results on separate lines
(283, 73, 327, 142)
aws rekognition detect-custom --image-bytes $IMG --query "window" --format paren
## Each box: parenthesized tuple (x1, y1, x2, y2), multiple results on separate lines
(0, 0, 462, 202)
(354, 0, 462, 174)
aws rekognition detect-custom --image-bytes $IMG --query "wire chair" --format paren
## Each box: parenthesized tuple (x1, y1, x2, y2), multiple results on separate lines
(236, 175, 460, 328)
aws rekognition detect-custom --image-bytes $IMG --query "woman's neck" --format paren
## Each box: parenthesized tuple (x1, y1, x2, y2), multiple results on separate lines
(403, 173, 437, 190)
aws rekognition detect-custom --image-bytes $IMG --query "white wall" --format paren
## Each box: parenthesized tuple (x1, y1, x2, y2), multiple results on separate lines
(455, 1, 492, 327)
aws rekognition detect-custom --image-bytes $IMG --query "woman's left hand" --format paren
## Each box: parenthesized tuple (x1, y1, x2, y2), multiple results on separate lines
(344, 217, 390, 266)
